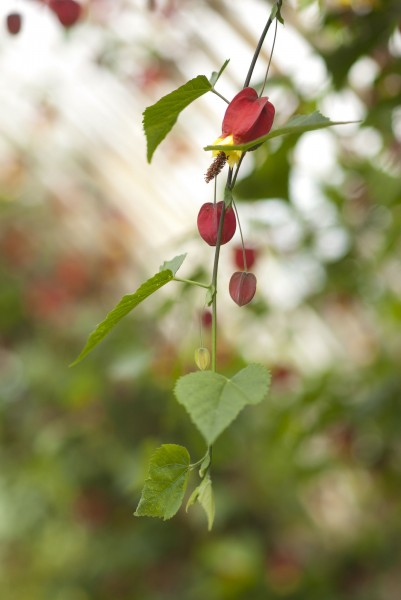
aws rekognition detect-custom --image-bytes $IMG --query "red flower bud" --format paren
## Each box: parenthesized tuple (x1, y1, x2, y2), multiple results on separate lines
(229, 271, 257, 306)
(197, 201, 236, 246)
(201, 309, 212, 328)
(6, 13, 22, 35)
(233, 246, 257, 270)
(222, 87, 275, 145)
(49, 0, 82, 28)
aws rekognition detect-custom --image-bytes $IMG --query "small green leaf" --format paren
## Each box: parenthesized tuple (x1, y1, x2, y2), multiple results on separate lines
(186, 486, 200, 511)
(209, 59, 230, 87)
(204, 112, 358, 153)
(135, 444, 190, 520)
(174, 364, 270, 445)
(224, 187, 233, 208)
(198, 475, 215, 531)
(270, 0, 284, 25)
(159, 253, 187, 276)
(70, 270, 173, 366)
(144, 75, 212, 162)
(199, 453, 211, 478)
(186, 475, 215, 530)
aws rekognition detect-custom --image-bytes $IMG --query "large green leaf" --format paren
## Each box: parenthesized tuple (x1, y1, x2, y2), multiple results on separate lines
(134, 444, 190, 520)
(71, 270, 173, 366)
(144, 75, 212, 162)
(174, 364, 270, 445)
(204, 111, 357, 153)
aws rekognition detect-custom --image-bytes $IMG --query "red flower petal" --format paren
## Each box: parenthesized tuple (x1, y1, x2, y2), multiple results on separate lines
(222, 87, 275, 144)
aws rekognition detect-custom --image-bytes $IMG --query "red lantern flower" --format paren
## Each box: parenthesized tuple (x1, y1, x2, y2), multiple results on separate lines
(197, 201, 236, 246)
(211, 87, 275, 166)
(49, 0, 82, 28)
(6, 13, 22, 35)
(229, 271, 257, 306)
(233, 245, 258, 270)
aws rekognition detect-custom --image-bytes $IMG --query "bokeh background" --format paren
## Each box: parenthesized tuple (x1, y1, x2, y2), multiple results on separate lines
(1, 1, 401, 599)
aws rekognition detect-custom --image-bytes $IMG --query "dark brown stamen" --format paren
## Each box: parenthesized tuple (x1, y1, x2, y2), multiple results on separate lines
(204, 151, 227, 183)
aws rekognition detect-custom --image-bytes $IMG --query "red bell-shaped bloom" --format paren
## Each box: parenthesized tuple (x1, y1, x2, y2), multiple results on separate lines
(209, 88, 275, 168)
(222, 87, 275, 144)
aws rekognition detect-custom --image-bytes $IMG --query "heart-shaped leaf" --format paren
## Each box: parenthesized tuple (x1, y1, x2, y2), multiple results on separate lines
(134, 444, 190, 520)
(174, 364, 270, 445)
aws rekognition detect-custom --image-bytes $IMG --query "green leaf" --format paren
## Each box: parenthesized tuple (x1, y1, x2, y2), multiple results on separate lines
(199, 453, 211, 477)
(70, 270, 173, 366)
(144, 75, 212, 162)
(159, 253, 187, 276)
(235, 136, 296, 202)
(186, 474, 215, 530)
(270, 1, 284, 24)
(186, 486, 200, 511)
(204, 112, 358, 153)
(209, 59, 230, 87)
(174, 364, 270, 445)
(198, 474, 215, 531)
(134, 444, 190, 520)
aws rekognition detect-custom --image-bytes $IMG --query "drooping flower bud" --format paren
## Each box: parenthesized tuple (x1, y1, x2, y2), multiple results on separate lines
(229, 271, 257, 306)
(197, 201, 236, 246)
(195, 347, 210, 371)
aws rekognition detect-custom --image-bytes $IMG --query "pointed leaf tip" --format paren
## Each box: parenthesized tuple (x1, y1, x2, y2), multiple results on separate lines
(143, 75, 212, 162)
(159, 253, 187, 276)
(70, 269, 174, 366)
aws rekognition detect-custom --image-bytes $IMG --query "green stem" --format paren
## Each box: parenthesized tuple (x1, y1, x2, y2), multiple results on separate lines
(211, 89, 230, 104)
(189, 448, 211, 470)
(259, 17, 278, 97)
(232, 200, 248, 271)
(230, 155, 246, 190)
(173, 277, 210, 289)
(199, 3, 280, 489)
(211, 168, 233, 372)
(243, 1, 280, 88)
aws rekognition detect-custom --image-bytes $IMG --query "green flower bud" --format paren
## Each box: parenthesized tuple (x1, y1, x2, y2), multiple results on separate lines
(195, 347, 210, 371)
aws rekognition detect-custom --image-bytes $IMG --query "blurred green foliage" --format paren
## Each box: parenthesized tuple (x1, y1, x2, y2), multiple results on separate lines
(1, 1, 401, 599)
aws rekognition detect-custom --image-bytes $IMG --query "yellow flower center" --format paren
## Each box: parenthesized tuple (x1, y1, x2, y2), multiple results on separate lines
(211, 135, 242, 167)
